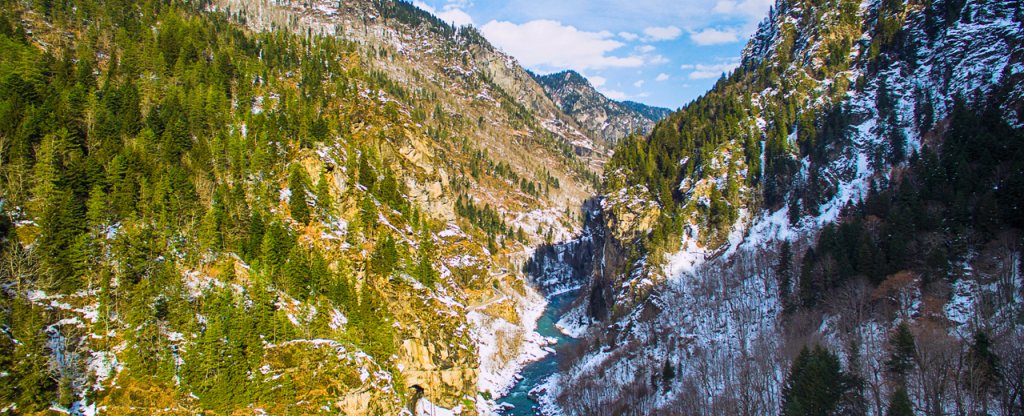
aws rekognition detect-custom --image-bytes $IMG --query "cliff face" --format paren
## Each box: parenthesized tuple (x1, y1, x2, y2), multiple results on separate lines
(534, 70, 673, 146)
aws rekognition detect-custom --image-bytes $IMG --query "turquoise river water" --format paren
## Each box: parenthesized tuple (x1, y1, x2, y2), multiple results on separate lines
(496, 291, 578, 415)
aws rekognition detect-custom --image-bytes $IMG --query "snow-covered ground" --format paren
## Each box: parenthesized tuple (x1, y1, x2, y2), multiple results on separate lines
(469, 284, 554, 401)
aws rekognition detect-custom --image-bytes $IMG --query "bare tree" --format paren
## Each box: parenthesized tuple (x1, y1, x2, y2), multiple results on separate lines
(47, 320, 88, 407)
(913, 321, 960, 416)
(995, 329, 1024, 415)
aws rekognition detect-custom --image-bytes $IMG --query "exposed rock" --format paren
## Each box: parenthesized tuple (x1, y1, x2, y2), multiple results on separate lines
(533, 70, 672, 145)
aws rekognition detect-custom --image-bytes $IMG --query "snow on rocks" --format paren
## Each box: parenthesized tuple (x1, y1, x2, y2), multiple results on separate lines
(554, 300, 590, 338)
(468, 284, 552, 399)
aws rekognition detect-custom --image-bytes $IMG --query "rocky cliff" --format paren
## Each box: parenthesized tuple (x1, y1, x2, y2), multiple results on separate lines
(534, 70, 673, 146)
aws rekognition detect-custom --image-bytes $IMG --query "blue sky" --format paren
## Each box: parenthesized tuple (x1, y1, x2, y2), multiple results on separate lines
(412, 0, 774, 109)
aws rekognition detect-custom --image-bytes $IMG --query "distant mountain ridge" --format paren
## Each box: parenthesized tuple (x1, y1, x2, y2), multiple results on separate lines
(533, 70, 672, 145)
(619, 100, 674, 122)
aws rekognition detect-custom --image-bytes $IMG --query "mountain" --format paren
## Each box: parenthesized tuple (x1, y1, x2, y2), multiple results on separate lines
(533, 70, 673, 145)
(619, 100, 674, 122)
(536, 0, 1024, 413)
(0, 0, 637, 413)
(2, 0, 1022, 414)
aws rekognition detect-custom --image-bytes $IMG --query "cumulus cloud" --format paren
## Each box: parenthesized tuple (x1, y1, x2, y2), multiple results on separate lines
(637, 45, 656, 53)
(647, 55, 670, 65)
(601, 89, 629, 100)
(656, 73, 670, 81)
(689, 27, 740, 45)
(588, 75, 608, 87)
(480, 20, 645, 71)
(712, 0, 774, 18)
(413, 1, 474, 27)
(643, 25, 683, 41)
(619, 32, 640, 41)
(634, 80, 646, 88)
(681, 62, 740, 79)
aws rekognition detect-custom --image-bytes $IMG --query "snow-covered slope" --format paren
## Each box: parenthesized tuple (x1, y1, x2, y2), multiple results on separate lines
(547, 0, 1024, 413)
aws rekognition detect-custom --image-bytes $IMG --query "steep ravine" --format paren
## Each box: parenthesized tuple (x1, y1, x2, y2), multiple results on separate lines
(490, 198, 607, 414)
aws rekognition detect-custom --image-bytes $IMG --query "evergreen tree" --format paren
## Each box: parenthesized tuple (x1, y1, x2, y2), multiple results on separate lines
(886, 387, 914, 416)
(788, 196, 802, 226)
(414, 229, 437, 288)
(369, 234, 399, 277)
(886, 322, 916, 384)
(782, 345, 850, 416)
(315, 172, 333, 217)
(283, 244, 309, 299)
(361, 194, 376, 236)
(288, 165, 310, 225)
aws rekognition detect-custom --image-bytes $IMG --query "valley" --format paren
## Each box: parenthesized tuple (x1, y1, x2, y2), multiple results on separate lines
(0, 0, 1022, 414)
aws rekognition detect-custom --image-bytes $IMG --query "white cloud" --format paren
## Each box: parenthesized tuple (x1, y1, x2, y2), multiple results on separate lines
(682, 62, 740, 79)
(619, 32, 640, 41)
(413, 1, 474, 27)
(601, 89, 628, 100)
(647, 55, 670, 65)
(480, 20, 645, 71)
(588, 75, 608, 87)
(679, 64, 695, 70)
(656, 73, 670, 81)
(712, 0, 774, 18)
(637, 45, 656, 53)
(634, 80, 646, 88)
(689, 28, 740, 45)
(643, 25, 683, 41)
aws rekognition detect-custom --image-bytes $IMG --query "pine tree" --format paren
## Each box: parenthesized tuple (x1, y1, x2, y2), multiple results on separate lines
(369, 234, 398, 277)
(283, 244, 309, 299)
(782, 345, 850, 416)
(414, 229, 437, 288)
(288, 165, 310, 225)
(8, 299, 57, 411)
(886, 386, 914, 416)
(85, 185, 108, 227)
(315, 172, 333, 217)
(38, 189, 85, 291)
(361, 194, 376, 236)
(886, 322, 916, 384)
(788, 196, 802, 226)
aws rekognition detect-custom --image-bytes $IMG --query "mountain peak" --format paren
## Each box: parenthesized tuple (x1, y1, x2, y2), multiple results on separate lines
(533, 71, 672, 144)
(544, 70, 592, 87)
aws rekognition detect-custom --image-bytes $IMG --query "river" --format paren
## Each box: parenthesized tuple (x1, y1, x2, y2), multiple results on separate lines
(495, 290, 579, 415)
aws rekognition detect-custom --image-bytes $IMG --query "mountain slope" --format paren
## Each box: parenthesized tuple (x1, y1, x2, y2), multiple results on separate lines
(620, 100, 674, 122)
(542, 0, 1024, 413)
(534, 70, 673, 145)
(0, 0, 621, 413)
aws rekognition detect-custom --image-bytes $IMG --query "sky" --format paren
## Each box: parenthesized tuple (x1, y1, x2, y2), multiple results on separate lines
(411, 0, 775, 110)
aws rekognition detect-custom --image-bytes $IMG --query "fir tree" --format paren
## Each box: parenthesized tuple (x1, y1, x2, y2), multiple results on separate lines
(886, 387, 914, 416)
(288, 165, 310, 225)
(886, 322, 917, 384)
(414, 229, 437, 288)
(782, 345, 850, 416)
(315, 172, 333, 217)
